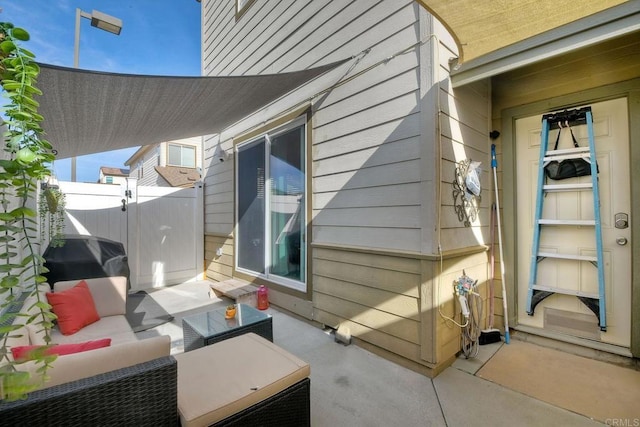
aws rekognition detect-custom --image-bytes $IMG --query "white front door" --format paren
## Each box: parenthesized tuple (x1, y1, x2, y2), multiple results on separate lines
(515, 97, 631, 348)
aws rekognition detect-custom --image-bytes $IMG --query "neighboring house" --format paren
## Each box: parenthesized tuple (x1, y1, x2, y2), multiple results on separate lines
(125, 136, 202, 187)
(200, 0, 639, 375)
(98, 167, 129, 185)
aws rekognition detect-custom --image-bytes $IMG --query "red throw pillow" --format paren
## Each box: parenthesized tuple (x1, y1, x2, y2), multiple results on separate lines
(11, 338, 112, 361)
(46, 280, 100, 335)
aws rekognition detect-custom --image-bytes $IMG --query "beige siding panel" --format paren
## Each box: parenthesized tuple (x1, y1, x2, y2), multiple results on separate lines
(206, 1, 291, 74)
(314, 92, 420, 144)
(222, 1, 332, 74)
(203, 190, 233, 204)
(439, 89, 489, 141)
(203, 168, 233, 186)
(202, 2, 233, 57)
(314, 69, 419, 128)
(313, 114, 421, 160)
(440, 113, 487, 148)
(205, 213, 233, 225)
(205, 235, 234, 282)
(439, 227, 487, 251)
(314, 276, 420, 321)
(314, 309, 422, 362)
(246, 2, 352, 74)
(314, 182, 422, 210)
(314, 135, 420, 177)
(439, 136, 488, 165)
(313, 257, 420, 297)
(439, 206, 490, 230)
(283, 2, 417, 70)
(316, 50, 420, 111)
(206, 201, 232, 215)
(204, 205, 233, 220)
(205, 223, 233, 236)
(313, 225, 422, 253)
(314, 159, 421, 193)
(314, 246, 421, 274)
(313, 206, 421, 229)
(314, 293, 419, 343)
(203, 182, 232, 199)
(432, 251, 490, 363)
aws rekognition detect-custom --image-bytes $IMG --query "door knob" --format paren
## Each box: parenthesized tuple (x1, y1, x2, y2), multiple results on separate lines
(616, 237, 628, 246)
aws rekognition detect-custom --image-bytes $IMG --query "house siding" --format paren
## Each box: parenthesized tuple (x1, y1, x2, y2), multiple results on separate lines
(203, 0, 423, 251)
(202, 0, 491, 372)
(138, 150, 162, 187)
(127, 137, 203, 187)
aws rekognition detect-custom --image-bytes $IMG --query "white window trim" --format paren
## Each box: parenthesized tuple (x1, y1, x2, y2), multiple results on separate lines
(167, 143, 196, 168)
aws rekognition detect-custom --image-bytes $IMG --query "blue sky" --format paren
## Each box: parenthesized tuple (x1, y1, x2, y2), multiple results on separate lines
(1, 0, 201, 182)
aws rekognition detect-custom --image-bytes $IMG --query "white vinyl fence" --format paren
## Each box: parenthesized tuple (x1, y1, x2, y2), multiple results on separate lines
(57, 179, 204, 292)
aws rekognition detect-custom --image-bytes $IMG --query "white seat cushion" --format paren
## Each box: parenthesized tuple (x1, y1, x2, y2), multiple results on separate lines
(19, 335, 171, 391)
(49, 315, 137, 346)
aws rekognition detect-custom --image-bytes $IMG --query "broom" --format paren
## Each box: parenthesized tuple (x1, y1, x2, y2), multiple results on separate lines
(483, 144, 510, 344)
(479, 202, 502, 345)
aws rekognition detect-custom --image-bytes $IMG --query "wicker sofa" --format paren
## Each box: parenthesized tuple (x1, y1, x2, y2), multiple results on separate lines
(0, 276, 177, 425)
(0, 342, 177, 425)
(0, 278, 311, 426)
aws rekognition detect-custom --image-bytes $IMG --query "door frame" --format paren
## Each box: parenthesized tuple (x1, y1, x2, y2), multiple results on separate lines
(500, 78, 640, 357)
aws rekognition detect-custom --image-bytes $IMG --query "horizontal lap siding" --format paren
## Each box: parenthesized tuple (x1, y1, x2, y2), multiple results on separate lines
(436, 25, 490, 251)
(433, 251, 490, 363)
(312, 5, 422, 251)
(313, 246, 424, 363)
(202, 0, 422, 253)
(205, 235, 233, 282)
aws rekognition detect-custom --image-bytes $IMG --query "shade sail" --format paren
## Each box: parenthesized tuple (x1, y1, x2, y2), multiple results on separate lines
(36, 59, 349, 159)
(416, 0, 629, 64)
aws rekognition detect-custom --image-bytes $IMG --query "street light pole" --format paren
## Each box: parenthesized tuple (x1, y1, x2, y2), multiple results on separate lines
(71, 8, 123, 182)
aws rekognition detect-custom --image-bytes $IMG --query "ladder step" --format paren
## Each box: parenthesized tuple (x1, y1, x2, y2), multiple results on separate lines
(537, 252, 597, 262)
(543, 153, 592, 162)
(532, 284, 599, 299)
(545, 147, 590, 156)
(543, 183, 593, 192)
(538, 219, 596, 226)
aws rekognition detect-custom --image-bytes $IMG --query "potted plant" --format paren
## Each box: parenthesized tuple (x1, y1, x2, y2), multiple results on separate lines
(0, 22, 58, 400)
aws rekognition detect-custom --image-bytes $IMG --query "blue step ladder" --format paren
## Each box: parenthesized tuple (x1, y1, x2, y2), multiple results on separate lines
(526, 106, 606, 331)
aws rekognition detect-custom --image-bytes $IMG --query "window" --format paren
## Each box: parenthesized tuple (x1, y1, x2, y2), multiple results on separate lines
(106, 176, 113, 184)
(168, 143, 196, 168)
(236, 117, 307, 291)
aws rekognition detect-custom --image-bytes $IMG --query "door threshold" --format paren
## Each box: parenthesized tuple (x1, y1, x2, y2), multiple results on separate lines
(514, 325, 633, 359)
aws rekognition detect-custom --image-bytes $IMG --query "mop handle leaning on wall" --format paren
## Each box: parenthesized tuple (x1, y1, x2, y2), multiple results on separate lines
(491, 144, 510, 344)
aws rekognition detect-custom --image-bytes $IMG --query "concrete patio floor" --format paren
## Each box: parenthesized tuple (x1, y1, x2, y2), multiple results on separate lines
(135, 281, 627, 426)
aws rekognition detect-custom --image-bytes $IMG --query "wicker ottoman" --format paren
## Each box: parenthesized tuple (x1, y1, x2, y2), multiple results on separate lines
(175, 333, 310, 427)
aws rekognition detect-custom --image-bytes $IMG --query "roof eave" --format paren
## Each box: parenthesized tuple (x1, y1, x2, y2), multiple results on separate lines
(450, 2, 640, 87)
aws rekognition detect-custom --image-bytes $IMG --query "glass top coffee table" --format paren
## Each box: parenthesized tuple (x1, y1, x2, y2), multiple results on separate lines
(182, 304, 273, 352)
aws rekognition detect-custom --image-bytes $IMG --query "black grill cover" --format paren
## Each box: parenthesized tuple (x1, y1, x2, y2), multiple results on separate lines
(43, 235, 130, 290)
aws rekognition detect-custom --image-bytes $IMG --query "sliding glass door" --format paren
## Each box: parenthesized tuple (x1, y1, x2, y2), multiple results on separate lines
(236, 117, 306, 291)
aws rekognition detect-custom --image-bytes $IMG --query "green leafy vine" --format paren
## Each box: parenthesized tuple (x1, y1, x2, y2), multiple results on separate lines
(0, 22, 57, 401)
(39, 187, 66, 248)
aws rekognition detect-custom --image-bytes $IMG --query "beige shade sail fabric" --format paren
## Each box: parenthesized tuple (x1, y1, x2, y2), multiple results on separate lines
(415, 0, 629, 63)
(36, 59, 349, 159)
